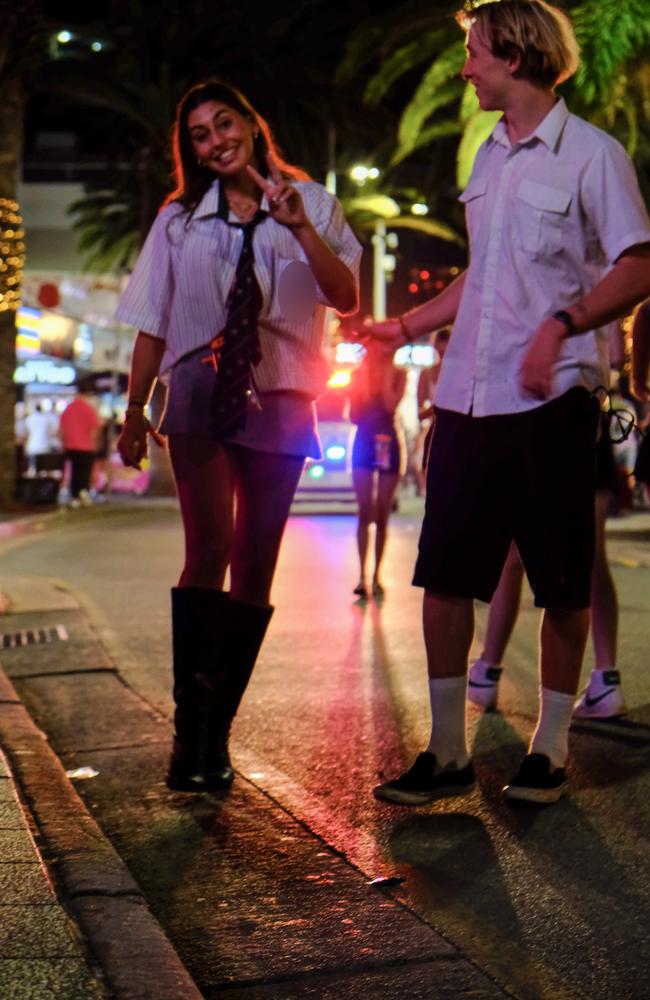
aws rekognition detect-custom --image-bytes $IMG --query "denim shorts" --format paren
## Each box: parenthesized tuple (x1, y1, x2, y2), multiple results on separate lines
(159, 345, 321, 459)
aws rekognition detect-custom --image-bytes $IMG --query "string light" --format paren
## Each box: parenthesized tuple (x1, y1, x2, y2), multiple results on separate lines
(0, 198, 25, 313)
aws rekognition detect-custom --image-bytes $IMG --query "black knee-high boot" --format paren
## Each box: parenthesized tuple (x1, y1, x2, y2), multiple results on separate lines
(166, 586, 230, 791)
(202, 599, 274, 789)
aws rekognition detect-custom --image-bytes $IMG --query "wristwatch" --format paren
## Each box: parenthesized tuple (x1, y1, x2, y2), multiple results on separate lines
(552, 309, 577, 337)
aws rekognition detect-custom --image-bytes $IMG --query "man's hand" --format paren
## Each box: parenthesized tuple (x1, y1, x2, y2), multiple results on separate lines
(519, 317, 566, 399)
(358, 318, 407, 353)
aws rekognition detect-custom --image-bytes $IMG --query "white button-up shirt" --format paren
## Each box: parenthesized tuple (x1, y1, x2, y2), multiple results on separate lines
(115, 179, 361, 398)
(436, 99, 650, 416)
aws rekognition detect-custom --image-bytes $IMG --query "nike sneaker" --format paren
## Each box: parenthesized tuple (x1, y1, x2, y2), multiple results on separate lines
(573, 669, 627, 719)
(503, 753, 568, 804)
(468, 657, 502, 710)
(373, 752, 475, 806)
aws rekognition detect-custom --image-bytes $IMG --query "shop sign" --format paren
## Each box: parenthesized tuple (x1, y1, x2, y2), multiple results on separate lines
(14, 359, 77, 386)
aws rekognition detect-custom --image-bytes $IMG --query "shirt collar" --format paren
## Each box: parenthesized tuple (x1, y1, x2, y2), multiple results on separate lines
(489, 97, 569, 152)
(194, 178, 271, 221)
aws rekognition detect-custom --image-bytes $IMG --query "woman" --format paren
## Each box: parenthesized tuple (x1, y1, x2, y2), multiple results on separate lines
(116, 80, 360, 792)
(349, 341, 406, 599)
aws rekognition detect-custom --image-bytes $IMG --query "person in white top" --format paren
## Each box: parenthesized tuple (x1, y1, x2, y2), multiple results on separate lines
(368, 0, 650, 806)
(24, 404, 58, 474)
(116, 79, 360, 793)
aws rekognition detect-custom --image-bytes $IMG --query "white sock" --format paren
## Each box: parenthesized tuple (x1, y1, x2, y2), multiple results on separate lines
(529, 687, 575, 770)
(425, 676, 469, 769)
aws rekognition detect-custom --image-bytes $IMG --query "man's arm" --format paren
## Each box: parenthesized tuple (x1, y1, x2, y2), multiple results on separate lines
(520, 245, 650, 399)
(362, 271, 467, 349)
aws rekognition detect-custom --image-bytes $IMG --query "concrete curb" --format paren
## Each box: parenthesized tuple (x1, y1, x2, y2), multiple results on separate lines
(0, 668, 203, 1000)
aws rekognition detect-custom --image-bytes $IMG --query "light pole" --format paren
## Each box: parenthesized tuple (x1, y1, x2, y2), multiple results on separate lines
(349, 165, 398, 321)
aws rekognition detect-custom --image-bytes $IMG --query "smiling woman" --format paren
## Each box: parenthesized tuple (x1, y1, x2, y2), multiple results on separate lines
(114, 78, 361, 793)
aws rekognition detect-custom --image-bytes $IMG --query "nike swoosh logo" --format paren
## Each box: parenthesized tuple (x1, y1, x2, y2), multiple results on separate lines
(585, 689, 617, 707)
(468, 680, 498, 688)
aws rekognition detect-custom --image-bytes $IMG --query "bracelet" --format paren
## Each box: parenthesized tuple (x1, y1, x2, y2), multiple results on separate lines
(399, 315, 415, 344)
(126, 399, 145, 409)
(124, 404, 147, 421)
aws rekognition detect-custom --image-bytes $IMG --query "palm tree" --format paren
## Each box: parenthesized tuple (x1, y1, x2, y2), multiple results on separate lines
(0, 1, 45, 508)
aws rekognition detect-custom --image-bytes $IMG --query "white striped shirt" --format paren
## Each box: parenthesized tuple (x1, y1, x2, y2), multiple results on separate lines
(437, 99, 650, 416)
(115, 179, 361, 397)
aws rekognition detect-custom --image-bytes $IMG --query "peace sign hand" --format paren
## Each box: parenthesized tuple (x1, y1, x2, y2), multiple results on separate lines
(247, 154, 309, 231)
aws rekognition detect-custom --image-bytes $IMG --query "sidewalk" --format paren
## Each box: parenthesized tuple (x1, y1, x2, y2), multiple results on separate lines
(0, 667, 203, 1000)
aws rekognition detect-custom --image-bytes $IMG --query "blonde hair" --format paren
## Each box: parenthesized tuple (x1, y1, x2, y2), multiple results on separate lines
(456, 1, 580, 87)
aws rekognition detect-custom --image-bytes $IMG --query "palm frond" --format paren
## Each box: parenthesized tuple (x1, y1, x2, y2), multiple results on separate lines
(363, 28, 449, 105)
(456, 110, 501, 189)
(572, 0, 650, 104)
(396, 41, 467, 153)
(390, 104, 464, 166)
(386, 215, 465, 244)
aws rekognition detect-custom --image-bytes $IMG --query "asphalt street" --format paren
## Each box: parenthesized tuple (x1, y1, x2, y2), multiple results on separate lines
(0, 498, 649, 999)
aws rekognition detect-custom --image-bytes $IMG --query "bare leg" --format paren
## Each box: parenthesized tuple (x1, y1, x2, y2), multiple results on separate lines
(482, 541, 526, 665)
(423, 590, 474, 679)
(228, 447, 304, 607)
(352, 467, 374, 590)
(168, 435, 235, 589)
(591, 491, 617, 668)
(540, 607, 590, 695)
(373, 471, 399, 589)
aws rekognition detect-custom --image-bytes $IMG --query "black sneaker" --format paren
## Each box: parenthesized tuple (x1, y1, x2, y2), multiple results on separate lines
(503, 753, 568, 804)
(373, 751, 475, 806)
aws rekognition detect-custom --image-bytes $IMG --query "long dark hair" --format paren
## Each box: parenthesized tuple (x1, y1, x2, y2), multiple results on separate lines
(164, 79, 310, 214)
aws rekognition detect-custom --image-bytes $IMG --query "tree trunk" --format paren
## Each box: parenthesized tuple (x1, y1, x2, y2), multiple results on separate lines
(0, 75, 24, 509)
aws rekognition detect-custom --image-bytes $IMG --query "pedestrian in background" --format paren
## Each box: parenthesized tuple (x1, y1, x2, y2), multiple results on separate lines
(116, 79, 360, 792)
(24, 403, 58, 476)
(368, 0, 650, 806)
(60, 382, 100, 507)
(349, 341, 406, 599)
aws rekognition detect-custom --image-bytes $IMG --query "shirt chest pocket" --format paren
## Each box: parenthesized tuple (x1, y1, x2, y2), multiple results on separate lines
(515, 180, 572, 258)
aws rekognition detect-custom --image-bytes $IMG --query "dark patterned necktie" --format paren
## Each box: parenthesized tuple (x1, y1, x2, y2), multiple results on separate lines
(206, 211, 265, 439)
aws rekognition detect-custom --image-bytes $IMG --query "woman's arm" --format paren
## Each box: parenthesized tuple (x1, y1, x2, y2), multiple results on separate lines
(248, 162, 358, 315)
(117, 332, 166, 469)
(292, 221, 357, 314)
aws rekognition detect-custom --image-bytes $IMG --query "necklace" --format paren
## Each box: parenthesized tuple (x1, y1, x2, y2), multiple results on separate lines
(226, 193, 260, 222)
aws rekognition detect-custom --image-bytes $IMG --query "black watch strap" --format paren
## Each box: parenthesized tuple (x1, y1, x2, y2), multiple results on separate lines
(552, 309, 576, 337)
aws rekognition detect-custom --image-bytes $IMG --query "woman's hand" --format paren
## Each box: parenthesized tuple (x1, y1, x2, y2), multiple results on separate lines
(117, 413, 165, 470)
(247, 155, 308, 230)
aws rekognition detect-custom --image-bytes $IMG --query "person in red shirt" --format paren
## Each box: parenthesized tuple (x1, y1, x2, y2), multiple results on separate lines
(59, 382, 100, 506)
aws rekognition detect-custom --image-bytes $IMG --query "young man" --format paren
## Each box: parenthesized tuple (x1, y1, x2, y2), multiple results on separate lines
(368, 0, 650, 805)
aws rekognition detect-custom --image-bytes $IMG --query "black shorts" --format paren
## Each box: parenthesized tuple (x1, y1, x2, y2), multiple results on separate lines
(595, 415, 618, 493)
(413, 388, 600, 609)
(351, 426, 401, 475)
